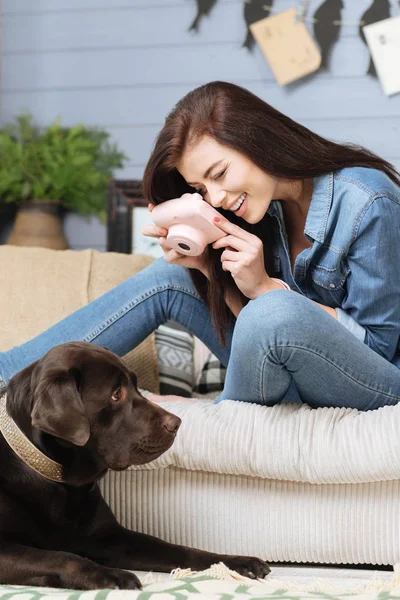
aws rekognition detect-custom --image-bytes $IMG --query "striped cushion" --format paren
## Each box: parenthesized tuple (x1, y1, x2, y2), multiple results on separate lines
(155, 324, 194, 397)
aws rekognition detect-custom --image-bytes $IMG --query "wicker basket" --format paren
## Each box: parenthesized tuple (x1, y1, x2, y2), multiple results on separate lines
(7, 200, 68, 250)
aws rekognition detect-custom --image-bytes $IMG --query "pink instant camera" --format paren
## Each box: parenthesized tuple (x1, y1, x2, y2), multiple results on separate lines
(151, 193, 227, 256)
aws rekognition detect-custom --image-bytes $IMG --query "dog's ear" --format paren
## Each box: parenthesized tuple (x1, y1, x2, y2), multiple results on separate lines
(31, 369, 90, 446)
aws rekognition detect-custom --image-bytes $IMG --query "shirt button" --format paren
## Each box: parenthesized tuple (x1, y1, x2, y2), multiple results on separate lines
(329, 283, 335, 289)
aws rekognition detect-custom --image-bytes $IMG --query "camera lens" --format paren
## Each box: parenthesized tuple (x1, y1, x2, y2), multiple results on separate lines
(178, 243, 191, 251)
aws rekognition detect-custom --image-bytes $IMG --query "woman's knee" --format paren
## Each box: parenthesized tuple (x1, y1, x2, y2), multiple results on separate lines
(235, 290, 315, 342)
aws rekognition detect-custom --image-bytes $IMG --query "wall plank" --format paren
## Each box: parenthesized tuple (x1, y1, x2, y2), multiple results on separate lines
(3, 4, 253, 51)
(63, 213, 106, 248)
(3, 0, 395, 19)
(3, 0, 235, 13)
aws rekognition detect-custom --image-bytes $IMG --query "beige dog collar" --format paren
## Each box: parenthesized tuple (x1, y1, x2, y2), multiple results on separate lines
(0, 393, 64, 483)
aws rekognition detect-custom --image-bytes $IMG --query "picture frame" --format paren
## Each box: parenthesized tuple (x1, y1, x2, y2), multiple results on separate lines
(107, 179, 163, 258)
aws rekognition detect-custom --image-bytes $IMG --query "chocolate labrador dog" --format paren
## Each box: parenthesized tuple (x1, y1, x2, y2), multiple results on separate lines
(0, 342, 270, 590)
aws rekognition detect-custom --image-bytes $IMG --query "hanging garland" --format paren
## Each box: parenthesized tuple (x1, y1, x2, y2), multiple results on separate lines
(359, 0, 391, 76)
(188, 0, 219, 32)
(188, 0, 396, 77)
(243, 0, 275, 50)
(312, 0, 343, 69)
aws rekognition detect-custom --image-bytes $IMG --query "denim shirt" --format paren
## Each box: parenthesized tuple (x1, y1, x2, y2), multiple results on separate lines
(268, 167, 400, 368)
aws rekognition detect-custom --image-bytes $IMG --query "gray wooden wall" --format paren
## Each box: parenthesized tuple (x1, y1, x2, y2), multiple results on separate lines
(1, 0, 399, 250)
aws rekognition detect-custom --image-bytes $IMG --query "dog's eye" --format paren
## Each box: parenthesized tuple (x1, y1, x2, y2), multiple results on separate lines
(111, 388, 123, 403)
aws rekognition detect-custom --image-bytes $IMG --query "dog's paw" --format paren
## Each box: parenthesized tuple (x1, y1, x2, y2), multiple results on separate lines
(81, 566, 142, 590)
(221, 556, 271, 579)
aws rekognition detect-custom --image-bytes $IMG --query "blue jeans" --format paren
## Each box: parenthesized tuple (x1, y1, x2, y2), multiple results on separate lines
(1, 257, 400, 410)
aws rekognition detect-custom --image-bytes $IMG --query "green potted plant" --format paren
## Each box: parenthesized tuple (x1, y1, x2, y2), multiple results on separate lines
(0, 114, 127, 249)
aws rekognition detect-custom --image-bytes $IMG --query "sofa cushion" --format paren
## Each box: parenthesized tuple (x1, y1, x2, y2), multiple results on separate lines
(0, 246, 159, 393)
(193, 353, 226, 394)
(130, 398, 400, 484)
(155, 324, 194, 397)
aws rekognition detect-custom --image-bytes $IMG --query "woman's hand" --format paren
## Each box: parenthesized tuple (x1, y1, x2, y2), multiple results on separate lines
(141, 203, 210, 278)
(211, 216, 277, 299)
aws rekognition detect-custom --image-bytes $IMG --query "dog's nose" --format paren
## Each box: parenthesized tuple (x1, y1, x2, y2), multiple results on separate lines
(162, 414, 181, 434)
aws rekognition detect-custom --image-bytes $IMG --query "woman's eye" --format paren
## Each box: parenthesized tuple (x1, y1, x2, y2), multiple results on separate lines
(111, 388, 123, 403)
(214, 169, 226, 181)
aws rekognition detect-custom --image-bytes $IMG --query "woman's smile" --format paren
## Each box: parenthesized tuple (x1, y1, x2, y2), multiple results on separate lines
(228, 192, 247, 212)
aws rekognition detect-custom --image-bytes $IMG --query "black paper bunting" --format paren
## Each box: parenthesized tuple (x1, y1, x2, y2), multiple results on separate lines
(185, 0, 396, 88)
(359, 0, 391, 76)
(243, 0, 274, 51)
(313, 0, 343, 69)
(188, 0, 219, 32)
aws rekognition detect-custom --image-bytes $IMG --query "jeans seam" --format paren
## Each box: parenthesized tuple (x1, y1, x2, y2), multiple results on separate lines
(261, 343, 400, 402)
(82, 284, 202, 343)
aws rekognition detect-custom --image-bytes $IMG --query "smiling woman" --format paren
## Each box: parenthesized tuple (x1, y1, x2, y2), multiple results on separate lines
(1, 81, 400, 413)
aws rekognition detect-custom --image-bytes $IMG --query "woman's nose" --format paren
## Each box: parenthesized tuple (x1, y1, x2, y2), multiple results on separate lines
(208, 188, 226, 208)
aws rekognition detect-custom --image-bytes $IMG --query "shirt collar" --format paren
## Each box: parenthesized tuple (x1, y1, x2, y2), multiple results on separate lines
(304, 172, 334, 243)
(267, 172, 334, 243)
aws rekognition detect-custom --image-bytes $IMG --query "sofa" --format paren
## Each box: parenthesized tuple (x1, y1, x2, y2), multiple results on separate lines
(1, 245, 399, 569)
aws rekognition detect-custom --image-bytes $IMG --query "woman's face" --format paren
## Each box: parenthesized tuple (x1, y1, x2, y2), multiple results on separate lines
(176, 135, 282, 224)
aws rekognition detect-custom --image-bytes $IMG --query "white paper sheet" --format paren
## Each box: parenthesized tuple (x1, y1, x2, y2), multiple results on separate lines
(363, 16, 400, 96)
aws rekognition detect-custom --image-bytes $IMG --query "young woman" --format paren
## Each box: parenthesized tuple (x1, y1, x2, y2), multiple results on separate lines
(1, 81, 400, 410)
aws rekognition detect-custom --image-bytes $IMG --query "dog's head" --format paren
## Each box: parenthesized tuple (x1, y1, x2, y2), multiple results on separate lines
(7, 342, 181, 477)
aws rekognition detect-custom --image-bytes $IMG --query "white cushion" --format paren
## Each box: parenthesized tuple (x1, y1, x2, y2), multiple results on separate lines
(132, 399, 400, 484)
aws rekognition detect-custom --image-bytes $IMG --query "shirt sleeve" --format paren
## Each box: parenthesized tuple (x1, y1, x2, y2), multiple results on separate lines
(339, 195, 400, 362)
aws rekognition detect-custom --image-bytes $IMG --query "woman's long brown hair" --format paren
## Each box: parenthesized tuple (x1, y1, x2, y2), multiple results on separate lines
(143, 81, 400, 345)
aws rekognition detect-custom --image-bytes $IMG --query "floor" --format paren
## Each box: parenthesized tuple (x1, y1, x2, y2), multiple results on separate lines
(134, 564, 395, 587)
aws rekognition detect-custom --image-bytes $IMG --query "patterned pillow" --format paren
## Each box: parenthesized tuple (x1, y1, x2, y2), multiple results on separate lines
(193, 353, 226, 394)
(154, 323, 194, 397)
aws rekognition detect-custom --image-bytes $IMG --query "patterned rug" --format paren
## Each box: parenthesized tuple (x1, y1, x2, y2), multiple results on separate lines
(0, 563, 399, 600)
